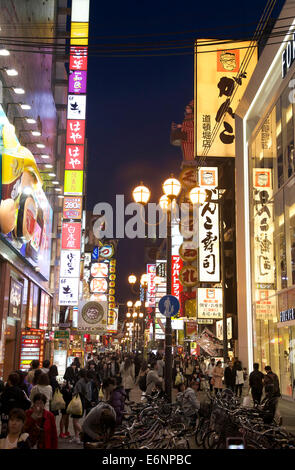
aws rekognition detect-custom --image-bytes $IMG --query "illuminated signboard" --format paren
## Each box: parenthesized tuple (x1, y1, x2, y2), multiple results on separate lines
(63, 197, 83, 220)
(255, 289, 276, 321)
(39, 291, 50, 330)
(60, 250, 81, 278)
(66, 120, 85, 145)
(171, 255, 183, 300)
(61, 222, 82, 250)
(198, 288, 223, 319)
(253, 169, 274, 284)
(64, 170, 84, 195)
(147, 264, 156, 307)
(198, 167, 220, 283)
(59, 277, 80, 306)
(20, 329, 45, 371)
(196, 40, 257, 158)
(8, 278, 22, 320)
(91, 262, 109, 278)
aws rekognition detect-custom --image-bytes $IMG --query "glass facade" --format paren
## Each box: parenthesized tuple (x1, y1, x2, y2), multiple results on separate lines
(249, 78, 295, 397)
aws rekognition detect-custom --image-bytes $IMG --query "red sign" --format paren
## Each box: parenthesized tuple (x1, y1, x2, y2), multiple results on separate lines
(147, 264, 156, 307)
(172, 255, 183, 300)
(70, 46, 88, 71)
(20, 329, 45, 371)
(65, 145, 84, 170)
(62, 222, 81, 250)
(63, 197, 83, 220)
(66, 120, 85, 145)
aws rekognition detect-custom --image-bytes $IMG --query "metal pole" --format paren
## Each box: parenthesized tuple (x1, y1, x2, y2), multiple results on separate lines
(165, 208, 173, 402)
(219, 192, 228, 362)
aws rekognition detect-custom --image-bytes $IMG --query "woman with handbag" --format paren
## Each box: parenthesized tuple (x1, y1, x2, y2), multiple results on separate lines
(48, 365, 60, 419)
(69, 369, 89, 444)
(30, 373, 52, 411)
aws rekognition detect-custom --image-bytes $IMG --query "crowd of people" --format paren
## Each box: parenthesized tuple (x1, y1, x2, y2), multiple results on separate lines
(0, 351, 282, 449)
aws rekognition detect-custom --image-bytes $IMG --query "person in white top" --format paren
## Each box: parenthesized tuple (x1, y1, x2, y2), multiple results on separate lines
(206, 358, 216, 392)
(234, 361, 245, 398)
(30, 372, 52, 411)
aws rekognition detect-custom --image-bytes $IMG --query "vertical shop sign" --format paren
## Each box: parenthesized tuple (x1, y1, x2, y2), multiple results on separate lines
(198, 288, 223, 319)
(147, 264, 156, 307)
(253, 169, 274, 284)
(171, 256, 183, 300)
(20, 329, 45, 371)
(59, 0, 89, 307)
(198, 168, 220, 282)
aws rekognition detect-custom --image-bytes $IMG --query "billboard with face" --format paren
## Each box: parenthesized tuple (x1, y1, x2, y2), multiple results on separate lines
(0, 111, 52, 280)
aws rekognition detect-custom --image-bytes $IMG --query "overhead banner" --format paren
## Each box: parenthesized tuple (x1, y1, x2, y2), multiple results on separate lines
(253, 169, 274, 284)
(198, 288, 223, 319)
(196, 39, 257, 157)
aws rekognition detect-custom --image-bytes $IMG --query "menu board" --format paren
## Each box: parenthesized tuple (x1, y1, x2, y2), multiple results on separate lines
(19, 329, 45, 371)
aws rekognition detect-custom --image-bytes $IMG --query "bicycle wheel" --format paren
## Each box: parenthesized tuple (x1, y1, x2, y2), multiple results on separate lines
(195, 420, 209, 447)
(204, 431, 221, 449)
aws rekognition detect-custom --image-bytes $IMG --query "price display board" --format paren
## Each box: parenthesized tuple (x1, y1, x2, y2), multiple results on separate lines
(19, 329, 45, 371)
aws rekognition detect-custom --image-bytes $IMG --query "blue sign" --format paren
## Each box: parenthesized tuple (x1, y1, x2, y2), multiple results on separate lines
(92, 246, 99, 260)
(158, 295, 180, 318)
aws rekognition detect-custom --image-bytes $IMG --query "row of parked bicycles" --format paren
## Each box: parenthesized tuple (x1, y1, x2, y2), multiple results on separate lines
(85, 389, 295, 449)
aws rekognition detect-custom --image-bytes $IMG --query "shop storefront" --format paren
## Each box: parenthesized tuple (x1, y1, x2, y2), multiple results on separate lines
(235, 0, 295, 398)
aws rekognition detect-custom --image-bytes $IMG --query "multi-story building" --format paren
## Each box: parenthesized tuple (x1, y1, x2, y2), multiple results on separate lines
(0, 0, 68, 379)
(236, 0, 295, 397)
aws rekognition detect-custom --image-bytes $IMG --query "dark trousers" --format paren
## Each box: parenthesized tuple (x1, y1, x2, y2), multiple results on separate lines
(235, 384, 243, 397)
(251, 388, 262, 405)
(125, 389, 131, 400)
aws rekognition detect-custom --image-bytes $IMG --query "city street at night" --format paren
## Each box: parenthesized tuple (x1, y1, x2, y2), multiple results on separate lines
(0, 0, 295, 460)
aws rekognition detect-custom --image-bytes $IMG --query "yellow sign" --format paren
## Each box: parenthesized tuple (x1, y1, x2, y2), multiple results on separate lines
(195, 40, 257, 157)
(64, 170, 83, 195)
(70, 22, 89, 45)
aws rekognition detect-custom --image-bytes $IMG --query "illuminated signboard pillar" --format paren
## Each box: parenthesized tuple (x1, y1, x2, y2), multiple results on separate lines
(59, 0, 90, 306)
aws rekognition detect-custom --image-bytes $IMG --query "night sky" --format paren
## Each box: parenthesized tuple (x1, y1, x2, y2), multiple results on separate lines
(86, 0, 284, 304)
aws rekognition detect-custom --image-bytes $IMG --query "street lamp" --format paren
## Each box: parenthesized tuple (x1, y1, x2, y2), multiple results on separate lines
(132, 174, 182, 402)
(128, 274, 137, 285)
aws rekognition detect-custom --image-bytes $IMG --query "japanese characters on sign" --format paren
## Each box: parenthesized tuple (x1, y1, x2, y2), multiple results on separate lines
(196, 40, 257, 157)
(66, 120, 85, 145)
(64, 170, 84, 195)
(63, 197, 83, 220)
(179, 265, 198, 287)
(69, 70, 87, 94)
(60, 250, 81, 278)
(253, 169, 274, 284)
(61, 222, 82, 250)
(255, 289, 276, 321)
(171, 256, 183, 300)
(198, 288, 223, 319)
(107, 307, 118, 334)
(59, 277, 80, 305)
(216, 317, 232, 340)
(179, 241, 198, 262)
(8, 278, 22, 320)
(147, 264, 156, 307)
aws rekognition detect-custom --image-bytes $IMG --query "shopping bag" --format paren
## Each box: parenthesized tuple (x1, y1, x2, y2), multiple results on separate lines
(51, 389, 66, 411)
(66, 394, 83, 416)
(98, 387, 104, 400)
(242, 395, 252, 408)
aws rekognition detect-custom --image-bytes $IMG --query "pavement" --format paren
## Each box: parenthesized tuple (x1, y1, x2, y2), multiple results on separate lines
(56, 384, 295, 449)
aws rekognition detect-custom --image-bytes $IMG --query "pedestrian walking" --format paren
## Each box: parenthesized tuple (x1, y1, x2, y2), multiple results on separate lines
(70, 368, 89, 444)
(109, 376, 127, 425)
(212, 361, 224, 395)
(30, 372, 52, 411)
(27, 360, 40, 385)
(0, 373, 31, 436)
(249, 363, 264, 405)
(206, 358, 215, 392)
(40, 359, 50, 374)
(48, 365, 60, 417)
(146, 361, 163, 396)
(224, 361, 236, 392)
(156, 354, 165, 379)
(235, 361, 245, 398)
(183, 358, 194, 387)
(120, 357, 135, 401)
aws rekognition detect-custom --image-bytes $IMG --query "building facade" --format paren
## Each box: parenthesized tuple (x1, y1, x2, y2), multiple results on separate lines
(236, 0, 295, 397)
(0, 0, 68, 379)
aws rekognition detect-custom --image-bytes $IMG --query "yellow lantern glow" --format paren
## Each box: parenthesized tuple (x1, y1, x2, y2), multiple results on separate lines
(162, 175, 181, 199)
(128, 274, 137, 284)
(132, 183, 151, 204)
(189, 186, 207, 204)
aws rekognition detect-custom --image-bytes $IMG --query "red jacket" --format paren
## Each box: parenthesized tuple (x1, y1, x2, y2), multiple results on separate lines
(25, 408, 58, 449)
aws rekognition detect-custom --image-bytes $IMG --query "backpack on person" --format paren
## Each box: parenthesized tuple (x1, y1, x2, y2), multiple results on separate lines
(138, 373, 147, 392)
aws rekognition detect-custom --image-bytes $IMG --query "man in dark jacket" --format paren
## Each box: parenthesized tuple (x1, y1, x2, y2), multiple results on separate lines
(224, 361, 235, 391)
(109, 376, 126, 425)
(264, 366, 281, 397)
(249, 363, 264, 404)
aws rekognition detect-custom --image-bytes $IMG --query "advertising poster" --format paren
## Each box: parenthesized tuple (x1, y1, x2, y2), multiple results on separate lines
(8, 278, 22, 320)
(63, 196, 83, 220)
(0, 116, 53, 280)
